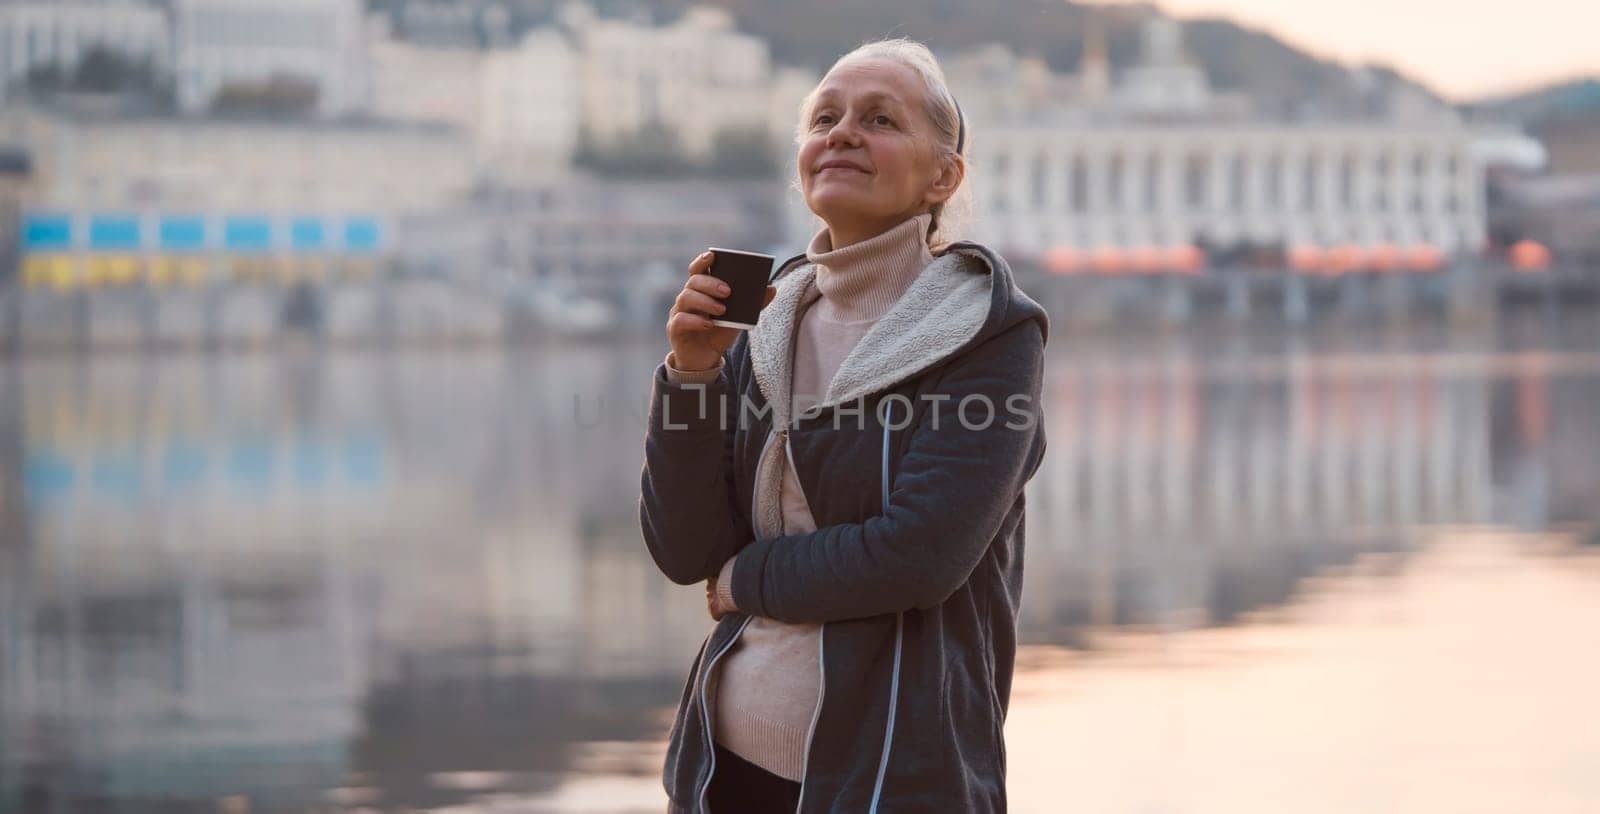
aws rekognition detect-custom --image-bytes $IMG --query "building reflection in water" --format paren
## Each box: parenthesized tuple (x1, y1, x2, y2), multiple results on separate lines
(1, 319, 1597, 811)
(1023, 337, 1497, 641)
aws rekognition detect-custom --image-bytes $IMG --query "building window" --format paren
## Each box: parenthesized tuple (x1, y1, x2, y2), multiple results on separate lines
(1301, 155, 1318, 212)
(1032, 152, 1049, 209)
(1411, 151, 1427, 213)
(1375, 153, 1391, 211)
(1229, 152, 1247, 212)
(1070, 154, 1089, 213)
(1184, 153, 1207, 210)
(1143, 152, 1161, 212)
(1264, 153, 1282, 209)
(1107, 152, 1124, 211)
(1339, 152, 1356, 209)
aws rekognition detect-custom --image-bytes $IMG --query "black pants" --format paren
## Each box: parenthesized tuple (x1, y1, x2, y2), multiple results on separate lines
(705, 741, 802, 813)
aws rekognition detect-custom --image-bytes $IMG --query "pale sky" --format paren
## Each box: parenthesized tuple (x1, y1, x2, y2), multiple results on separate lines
(1096, 0, 1600, 101)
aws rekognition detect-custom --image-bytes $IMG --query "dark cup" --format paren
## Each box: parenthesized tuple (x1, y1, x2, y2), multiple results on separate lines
(706, 248, 774, 330)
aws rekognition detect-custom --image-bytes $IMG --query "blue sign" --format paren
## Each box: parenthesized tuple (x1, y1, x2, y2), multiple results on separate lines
(224, 217, 272, 252)
(160, 216, 206, 251)
(89, 215, 141, 250)
(23, 214, 72, 250)
(344, 218, 380, 253)
(290, 218, 325, 252)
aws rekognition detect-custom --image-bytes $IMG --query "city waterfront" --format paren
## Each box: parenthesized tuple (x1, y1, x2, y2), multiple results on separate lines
(2, 314, 1598, 812)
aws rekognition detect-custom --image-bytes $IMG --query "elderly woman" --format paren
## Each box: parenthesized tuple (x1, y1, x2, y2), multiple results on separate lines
(640, 37, 1049, 813)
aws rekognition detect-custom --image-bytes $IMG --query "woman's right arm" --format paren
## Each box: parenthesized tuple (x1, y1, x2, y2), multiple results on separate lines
(638, 251, 773, 586)
(639, 348, 744, 585)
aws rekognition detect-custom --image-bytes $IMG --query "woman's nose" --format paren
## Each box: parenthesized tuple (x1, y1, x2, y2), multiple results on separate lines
(825, 118, 862, 148)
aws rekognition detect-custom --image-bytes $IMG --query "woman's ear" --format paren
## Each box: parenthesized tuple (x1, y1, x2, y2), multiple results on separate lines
(924, 153, 966, 207)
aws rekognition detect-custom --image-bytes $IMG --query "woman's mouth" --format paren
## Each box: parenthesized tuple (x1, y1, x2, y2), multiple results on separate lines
(816, 160, 870, 175)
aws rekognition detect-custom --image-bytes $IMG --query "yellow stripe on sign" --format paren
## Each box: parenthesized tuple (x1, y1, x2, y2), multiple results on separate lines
(50, 256, 78, 291)
(180, 258, 207, 285)
(110, 256, 139, 285)
(147, 257, 175, 286)
(23, 256, 50, 288)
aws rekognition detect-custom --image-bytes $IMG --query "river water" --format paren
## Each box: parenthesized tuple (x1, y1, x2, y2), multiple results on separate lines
(2, 314, 1598, 812)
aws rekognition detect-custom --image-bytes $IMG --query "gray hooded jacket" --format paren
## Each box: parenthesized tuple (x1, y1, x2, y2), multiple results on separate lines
(640, 239, 1049, 812)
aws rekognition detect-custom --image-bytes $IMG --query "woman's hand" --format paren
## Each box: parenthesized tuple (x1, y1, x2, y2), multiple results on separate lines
(667, 250, 777, 372)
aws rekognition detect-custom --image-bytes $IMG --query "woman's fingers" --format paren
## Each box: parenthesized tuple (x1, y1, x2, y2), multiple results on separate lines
(668, 310, 714, 334)
(687, 272, 731, 299)
(687, 250, 714, 277)
(674, 287, 727, 317)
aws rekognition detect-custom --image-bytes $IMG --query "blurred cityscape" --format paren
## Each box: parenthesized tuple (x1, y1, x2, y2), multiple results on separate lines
(2, 2, 1600, 813)
(0, 0, 1594, 348)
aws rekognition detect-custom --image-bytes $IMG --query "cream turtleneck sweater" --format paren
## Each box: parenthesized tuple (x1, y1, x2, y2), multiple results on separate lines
(662, 212, 935, 781)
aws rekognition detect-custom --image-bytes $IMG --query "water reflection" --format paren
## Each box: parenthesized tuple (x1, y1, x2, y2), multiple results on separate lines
(1005, 530, 1600, 813)
(2, 318, 1599, 812)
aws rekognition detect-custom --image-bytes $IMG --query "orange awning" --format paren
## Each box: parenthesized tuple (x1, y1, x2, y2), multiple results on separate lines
(1288, 244, 1323, 274)
(1509, 239, 1551, 272)
(1166, 244, 1205, 275)
(1404, 244, 1445, 272)
(1044, 245, 1083, 275)
(1090, 246, 1128, 275)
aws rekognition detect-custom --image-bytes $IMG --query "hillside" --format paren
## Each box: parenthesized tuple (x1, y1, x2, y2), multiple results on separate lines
(620, 0, 1437, 116)
(1468, 77, 1600, 126)
(371, 0, 1445, 117)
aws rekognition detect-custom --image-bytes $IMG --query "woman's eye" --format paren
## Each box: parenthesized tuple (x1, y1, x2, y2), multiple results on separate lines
(813, 113, 835, 126)
(872, 114, 894, 126)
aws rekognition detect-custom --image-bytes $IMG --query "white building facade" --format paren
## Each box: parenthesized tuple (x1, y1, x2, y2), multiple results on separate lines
(565, 4, 776, 163)
(369, 26, 483, 135)
(172, 0, 370, 117)
(973, 123, 1484, 255)
(479, 28, 580, 176)
(10, 108, 475, 215)
(944, 17, 1483, 258)
(0, 1, 171, 105)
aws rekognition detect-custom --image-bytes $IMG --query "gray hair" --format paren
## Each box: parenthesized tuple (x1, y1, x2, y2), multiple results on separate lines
(793, 38, 972, 252)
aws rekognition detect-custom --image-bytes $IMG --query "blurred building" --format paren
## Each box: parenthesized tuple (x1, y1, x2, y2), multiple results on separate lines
(1110, 17, 1216, 117)
(368, 16, 483, 135)
(560, 2, 778, 166)
(946, 18, 1484, 259)
(369, 16, 582, 179)
(393, 0, 513, 48)
(1533, 117, 1600, 175)
(1487, 172, 1600, 269)
(2, 105, 475, 290)
(972, 121, 1482, 256)
(479, 27, 580, 177)
(173, 0, 371, 117)
(0, 145, 30, 286)
(401, 174, 785, 292)
(11, 107, 471, 213)
(0, 0, 171, 106)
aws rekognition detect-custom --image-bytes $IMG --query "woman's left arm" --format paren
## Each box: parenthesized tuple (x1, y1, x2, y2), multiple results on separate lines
(724, 320, 1047, 624)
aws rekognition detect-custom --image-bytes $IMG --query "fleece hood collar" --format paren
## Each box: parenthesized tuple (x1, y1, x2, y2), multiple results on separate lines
(747, 239, 1047, 429)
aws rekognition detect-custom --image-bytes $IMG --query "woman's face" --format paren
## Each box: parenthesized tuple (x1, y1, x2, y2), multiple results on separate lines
(797, 57, 958, 243)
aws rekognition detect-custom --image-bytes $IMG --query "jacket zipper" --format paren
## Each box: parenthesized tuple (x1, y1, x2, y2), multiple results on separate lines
(691, 423, 779, 813)
(867, 398, 904, 813)
(696, 614, 754, 812)
(790, 430, 826, 813)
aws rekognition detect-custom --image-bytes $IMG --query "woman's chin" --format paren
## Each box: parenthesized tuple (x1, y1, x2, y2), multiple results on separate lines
(806, 197, 884, 227)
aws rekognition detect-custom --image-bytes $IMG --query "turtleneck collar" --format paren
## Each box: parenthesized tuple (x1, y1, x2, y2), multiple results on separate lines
(803, 211, 936, 324)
